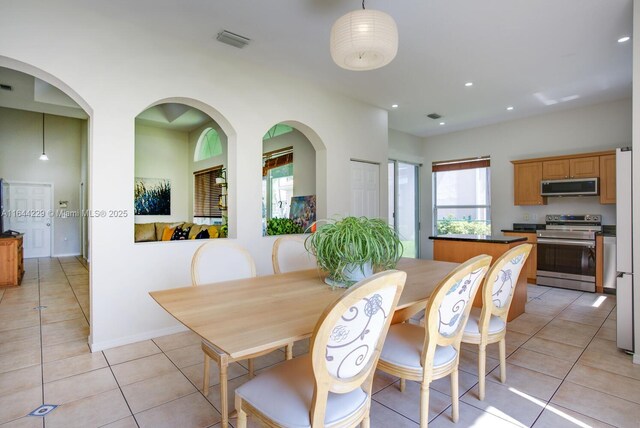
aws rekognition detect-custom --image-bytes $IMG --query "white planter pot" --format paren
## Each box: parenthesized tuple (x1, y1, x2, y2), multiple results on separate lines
(325, 261, 373, 288)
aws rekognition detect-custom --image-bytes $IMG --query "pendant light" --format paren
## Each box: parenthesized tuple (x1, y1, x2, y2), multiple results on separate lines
(330, 0, 398, 71)
(39, 113, 49, 161)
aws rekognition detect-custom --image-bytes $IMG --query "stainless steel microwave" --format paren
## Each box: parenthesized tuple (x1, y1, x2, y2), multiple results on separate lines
(540, 178, 599, 196)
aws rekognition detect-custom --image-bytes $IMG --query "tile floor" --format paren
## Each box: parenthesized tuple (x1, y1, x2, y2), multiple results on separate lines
(1, 259, 640, 427)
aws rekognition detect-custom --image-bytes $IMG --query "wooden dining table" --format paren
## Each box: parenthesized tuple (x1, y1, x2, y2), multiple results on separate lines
(149, 257, 458, 426)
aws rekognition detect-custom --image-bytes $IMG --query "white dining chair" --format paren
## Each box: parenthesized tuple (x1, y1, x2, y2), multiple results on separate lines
(271, 235, 317, 274)
(191, 240, 287, 428)
(235, 270, 407, 428)
(461, 243, 532, 400)
(377, 255, 492, 427)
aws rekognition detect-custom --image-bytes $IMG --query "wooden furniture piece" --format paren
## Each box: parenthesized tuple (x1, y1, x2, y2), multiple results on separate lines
(150, 258, 458, 426)
(512, 150, 615, 206)
(461, 244, 532, 401)
(430, 234, 528, 321)
(599, 154, 616, 204)
(191, 240, 291, 427)
(514, 162, 545, 206)
(502, 232, 537, 283)
(0, 234, 24, 287)
(271, 236, 316, 274)
(235, 270, 406, 428)
(542, 156, 599, 180)
(377, 255, 492, 428)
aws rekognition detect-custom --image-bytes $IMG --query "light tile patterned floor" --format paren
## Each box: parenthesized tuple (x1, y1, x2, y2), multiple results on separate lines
(1, 259, 640, 427)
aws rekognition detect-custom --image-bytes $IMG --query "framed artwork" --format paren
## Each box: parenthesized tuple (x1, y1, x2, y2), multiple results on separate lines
(289, 195, 316, 232)
(134, 177, 171, 215)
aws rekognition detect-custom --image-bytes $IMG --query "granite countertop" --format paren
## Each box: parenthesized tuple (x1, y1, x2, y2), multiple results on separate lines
(428, 234, 528, 244)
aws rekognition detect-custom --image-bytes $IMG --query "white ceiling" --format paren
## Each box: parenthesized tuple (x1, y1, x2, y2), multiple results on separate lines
(1, 1, 633, 137)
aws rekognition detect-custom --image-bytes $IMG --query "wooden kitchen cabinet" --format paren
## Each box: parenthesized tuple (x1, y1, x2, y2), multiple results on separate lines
(542, 156, 599, 180)
(599, 154, 616, 204)
(0, 235, 24, 287)
(503, 232, 537, 283)
(569, 156, 599, 178)
(542, 159, 570, 180)
(514, 162, 546, 206)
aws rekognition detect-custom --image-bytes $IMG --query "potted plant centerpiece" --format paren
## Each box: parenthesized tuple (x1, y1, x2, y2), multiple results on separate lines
(305, 216, 403, 288)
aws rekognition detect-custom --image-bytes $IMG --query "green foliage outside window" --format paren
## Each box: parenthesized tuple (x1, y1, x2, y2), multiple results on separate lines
(436, 214, 491, 235)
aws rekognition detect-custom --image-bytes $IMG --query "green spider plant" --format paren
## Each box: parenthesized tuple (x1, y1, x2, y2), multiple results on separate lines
(305, 216, 403, 286)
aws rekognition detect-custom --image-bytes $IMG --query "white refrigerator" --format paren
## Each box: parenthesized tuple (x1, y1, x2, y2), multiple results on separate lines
(617, 148, 634, 352)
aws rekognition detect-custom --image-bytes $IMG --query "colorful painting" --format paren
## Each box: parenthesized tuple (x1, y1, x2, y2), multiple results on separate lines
(289, 195, 316, 232)
(134, 178, 171, 215)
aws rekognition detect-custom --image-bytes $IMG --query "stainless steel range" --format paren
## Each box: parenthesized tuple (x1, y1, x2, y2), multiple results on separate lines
(536, 214, 601, 292)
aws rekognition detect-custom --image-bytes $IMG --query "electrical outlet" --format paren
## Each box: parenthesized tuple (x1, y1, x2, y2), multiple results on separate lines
(523, 213, 530, 221)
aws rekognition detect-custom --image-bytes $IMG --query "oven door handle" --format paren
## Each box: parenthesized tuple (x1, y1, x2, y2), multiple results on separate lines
(537, 238, 595, 247)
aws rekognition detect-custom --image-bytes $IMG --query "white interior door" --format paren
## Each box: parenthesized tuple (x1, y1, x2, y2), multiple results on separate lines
(350, 161, 379, 218)
(6, 183, 52, 258)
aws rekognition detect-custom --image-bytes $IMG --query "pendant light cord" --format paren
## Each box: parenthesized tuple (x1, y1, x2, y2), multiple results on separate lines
(42, 113, 45, 153)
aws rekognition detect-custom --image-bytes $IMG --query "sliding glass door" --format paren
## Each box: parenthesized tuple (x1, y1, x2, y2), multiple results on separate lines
(388, 160, 420, 258)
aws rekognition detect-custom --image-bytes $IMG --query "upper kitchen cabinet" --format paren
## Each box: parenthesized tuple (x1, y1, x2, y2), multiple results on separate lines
(514, 161, 546, 206)
(542, 159, 570, 179)
(512, 150, 615, 206)
(569, 156, 600, 178)
(599, 154, 616, 204)
(541, 156, 599, 179)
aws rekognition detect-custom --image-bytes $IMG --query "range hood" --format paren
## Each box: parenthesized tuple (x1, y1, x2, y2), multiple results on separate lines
(540, 178, 599, 196)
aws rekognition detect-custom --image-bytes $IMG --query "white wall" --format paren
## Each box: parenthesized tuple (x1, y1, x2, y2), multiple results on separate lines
(420, 98, 631, 259)
(134, 124, 189, 224)
(389, 129, 425, 165)
(0, 107, 85, 256)
(0, 1, 388, 351)
(263, 129, 316, 197)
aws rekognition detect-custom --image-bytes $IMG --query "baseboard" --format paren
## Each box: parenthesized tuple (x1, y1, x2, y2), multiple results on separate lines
(52, 252, 82, 258)
(633, 353, 640, 365)
(89, 324, 188, 352)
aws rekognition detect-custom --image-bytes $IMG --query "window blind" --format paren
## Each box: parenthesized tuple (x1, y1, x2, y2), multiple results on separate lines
(193, 165, 224, 218)
(432, 157, 490, 172)
(263, 146, 293, 177)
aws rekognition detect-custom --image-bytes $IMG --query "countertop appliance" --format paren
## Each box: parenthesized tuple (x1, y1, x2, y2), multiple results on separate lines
(540, 178, 599, 197)
(536, 214, 601, 292)
(616, 148, 634, 353)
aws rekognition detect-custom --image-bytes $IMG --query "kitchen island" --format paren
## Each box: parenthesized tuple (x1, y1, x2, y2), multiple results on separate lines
(429, 234, 529, 321)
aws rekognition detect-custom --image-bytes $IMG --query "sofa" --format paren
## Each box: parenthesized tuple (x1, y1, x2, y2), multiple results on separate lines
(134, 222, 225, 243)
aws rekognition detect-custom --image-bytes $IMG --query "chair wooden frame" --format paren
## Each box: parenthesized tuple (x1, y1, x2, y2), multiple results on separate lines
(461, 244, 532, 400)
(271, 235, 314, 275)
(191, 240, 290, 427)
(377, 255, 492, 427)
(235, 270, 407, 428)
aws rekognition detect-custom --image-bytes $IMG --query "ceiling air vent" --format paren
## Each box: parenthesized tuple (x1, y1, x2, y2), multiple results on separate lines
(0, 84, 12, 91)
(216, 30, 251, 48)
(426, 113, 442, 120)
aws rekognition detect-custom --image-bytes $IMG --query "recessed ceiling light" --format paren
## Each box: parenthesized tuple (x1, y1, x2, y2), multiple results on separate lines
(439, 122, 445, 126)
(464, 82, 473, 87)
(506, 106, 514, 111)
(391, 104, 398, 108)
(618, 36, 630, 43)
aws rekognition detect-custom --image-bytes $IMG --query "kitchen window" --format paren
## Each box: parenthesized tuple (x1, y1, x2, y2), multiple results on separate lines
(433, 157, 491, 235)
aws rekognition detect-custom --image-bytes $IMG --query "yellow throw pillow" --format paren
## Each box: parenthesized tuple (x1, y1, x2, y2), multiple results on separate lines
(161, 226, 176, 241)
(208, 225, 219, 239)
(189, 225, 204, 239)
(134, 223, 156, 242)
